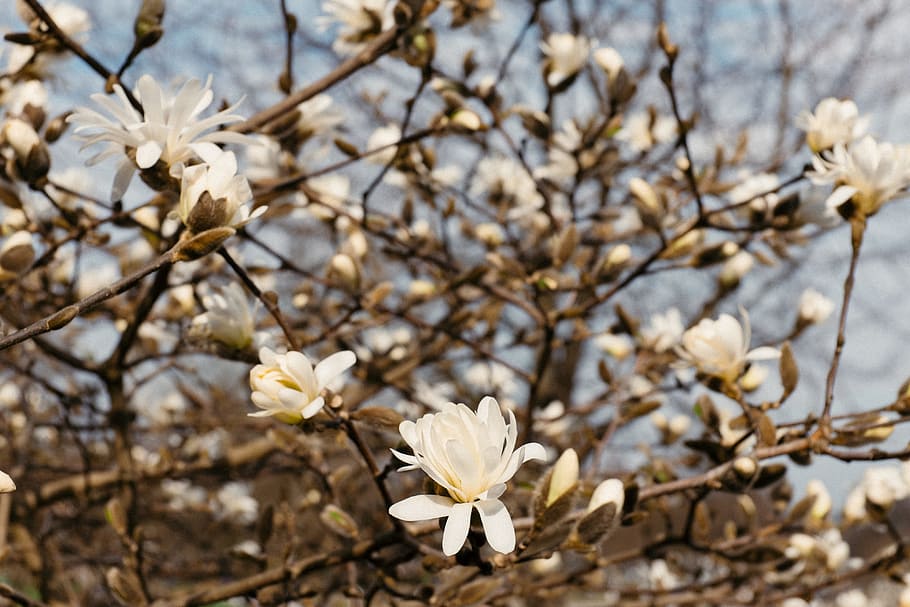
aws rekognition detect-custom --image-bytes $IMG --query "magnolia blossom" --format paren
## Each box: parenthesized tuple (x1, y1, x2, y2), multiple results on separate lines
(213, 481, 259, 525)
(318, 0, 394, 56)
(676, 310, 779, 383)
(469, 155, 544, 218)
(617, 112, 677, 153)
(640, 308, 684, 353)
(795, 97, 868, 153)
(809, 135, 910, 217)
(728, 172, 780, 215)
(593, 46, 624, 81)
(192, 282, 256, 349)
(0, 470, 15, 493)
(249, 347, 356, 423)
(798, 288, 835, 326)
(389, 397, 547, 555)
(541, 33, 592, 87)
(68, 74, 253, 199)
(177, 148, 263, 233)
(8, 2, 90, 75)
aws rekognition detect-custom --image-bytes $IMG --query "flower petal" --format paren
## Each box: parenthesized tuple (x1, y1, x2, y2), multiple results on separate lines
(442, 501, 473, 556)
(476, 498, 515, 554)
(388, 494, 455, 522)
(300, 396, 325, 419)
(314, 350, 357, 388)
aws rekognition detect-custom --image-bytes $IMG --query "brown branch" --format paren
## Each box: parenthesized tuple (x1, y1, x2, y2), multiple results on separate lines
(229, 1, 427, 134)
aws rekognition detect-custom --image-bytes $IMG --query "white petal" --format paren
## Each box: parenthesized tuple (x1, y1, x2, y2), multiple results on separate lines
(746, 346, 781, 361)
(476, 498, 515, 553)
(314, 350, 357, 388)
(826, 185, 858, 209)
(496, 441, 547, 484)
(300, 396, 325, 419)
(285, 351, 317, 396)
(0, 471, 15, 493)
(135, 140, 163, 169)
(388, 494, 455, 521)
(442, 502, 473, 556)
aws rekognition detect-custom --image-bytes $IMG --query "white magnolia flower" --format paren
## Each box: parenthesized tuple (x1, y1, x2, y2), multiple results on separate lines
(318, 0, 395, 56)
(541, 33, 592, 87)
(795, 97, 868, 153)
(0, 470, 15, 493)
(68, 74, 253, 199)
(596, 333, 634, 360)
(296, 94, 344, 139)
(8, 2, 90, 75)
(676, 310, 779, 383)
(640, 308, 684, 353)
(728, 172, 780, 215)
(2, 79, 48, 115)
(249, 347, 356, 423)
(719, 250, 754, 287)
(177, 148, 263, 233)
(809, 135, 910, 217)
(617, 112, 677, 153)
(161, 479, 207, 511)
(798, 288, 835, 326)
(389, 397, 547, 555)
(469, 155, 544, 218)
(593, 47, 624, 82)
(365, 124, 401, 164)
(213, 481, 259, 525)
(192, 282, 256, 349)
(2, 118, 41, 161)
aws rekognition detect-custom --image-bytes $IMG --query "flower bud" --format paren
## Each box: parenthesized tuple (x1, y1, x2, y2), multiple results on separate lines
(593, 47, 624, 82)
(596, 333, 633, 360)
(3, 118, 40, 160)
(330, 253, 360, 291)
(0, 230, 35, 275)
(587, 478, 624, 514)
(629, 177, 661, 217)
(475, 222, 505, 247)
(797, 288, 834, 327)
(546, 448, 579, 506)
(719, 250, 754, 289)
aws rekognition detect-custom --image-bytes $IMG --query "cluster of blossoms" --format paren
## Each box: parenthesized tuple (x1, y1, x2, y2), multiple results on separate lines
(799, 97, 910, 219)
(68, 74, 263, 234)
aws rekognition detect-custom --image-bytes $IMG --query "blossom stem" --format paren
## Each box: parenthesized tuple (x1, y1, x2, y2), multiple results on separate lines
(820, 217, 865, 431)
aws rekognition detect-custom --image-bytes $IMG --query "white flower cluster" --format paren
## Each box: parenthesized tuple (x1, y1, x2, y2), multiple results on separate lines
(68, 74, 263, 234)
(799, 97, 910, 218)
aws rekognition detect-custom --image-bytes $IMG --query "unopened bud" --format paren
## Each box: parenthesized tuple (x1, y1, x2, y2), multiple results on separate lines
(739, 364, 768, 392)
(0, 230, 35, 274)
(546, 449, 579, 506)
(587, 478, 624, 514)
(134, 0, 165, 49)
(3, 118, 40, 161)
(449, 108, 484, 132)
(719, 250, 754, 289)
(475, 222, 505, 247)
(628, 177, 661, 216)
(330, 253, 360, 291)
(732, 456, 758, 479)
(593, 47, 624, 82)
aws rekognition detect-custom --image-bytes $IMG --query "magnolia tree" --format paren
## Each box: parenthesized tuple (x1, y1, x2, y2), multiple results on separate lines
(2, 0, 910, 605)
